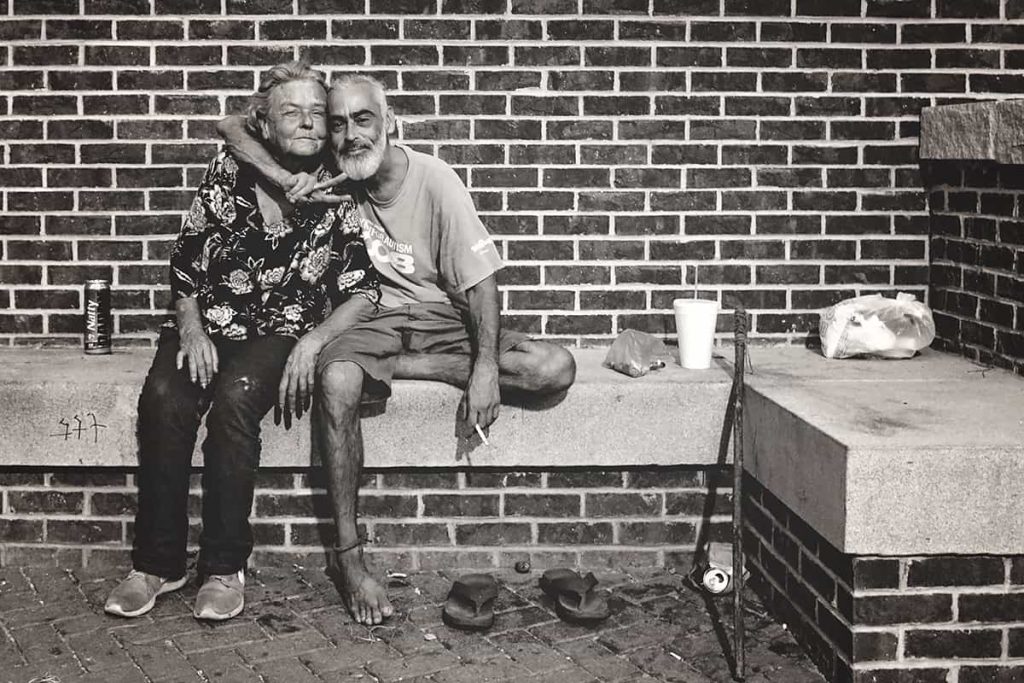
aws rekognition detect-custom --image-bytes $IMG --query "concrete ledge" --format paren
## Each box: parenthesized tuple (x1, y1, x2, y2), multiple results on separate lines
(8, 345, 1023, 556)
(745, 348, 1024, 555)
(920, 99, 1024, 164)
(0, 348, 733, 469)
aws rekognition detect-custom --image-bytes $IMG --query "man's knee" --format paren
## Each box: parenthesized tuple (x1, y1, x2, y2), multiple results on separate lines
(526, 342, 575, 394)
(318, 361, 364, 414)
(546, 344, 576, 392)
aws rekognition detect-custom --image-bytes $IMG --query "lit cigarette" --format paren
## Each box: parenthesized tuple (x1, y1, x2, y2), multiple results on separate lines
(474, 424, 490, 446)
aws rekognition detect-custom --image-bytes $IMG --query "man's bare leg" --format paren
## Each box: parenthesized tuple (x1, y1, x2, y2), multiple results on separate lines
(394, 340, 575, 394)
(316, 360, 393, 625)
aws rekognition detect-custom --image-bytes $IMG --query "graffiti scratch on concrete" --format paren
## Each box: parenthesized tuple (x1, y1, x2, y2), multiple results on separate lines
(49, 412, 107, 443)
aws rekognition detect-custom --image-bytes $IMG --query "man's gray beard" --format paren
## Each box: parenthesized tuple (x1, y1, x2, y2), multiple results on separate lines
(337, 131, 387, 181)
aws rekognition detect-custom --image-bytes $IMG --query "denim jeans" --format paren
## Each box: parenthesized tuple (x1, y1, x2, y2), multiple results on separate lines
(132, 328, 294, 579)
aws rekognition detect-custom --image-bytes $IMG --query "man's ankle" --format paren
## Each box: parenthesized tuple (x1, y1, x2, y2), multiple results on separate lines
(333, 535, 365, 557)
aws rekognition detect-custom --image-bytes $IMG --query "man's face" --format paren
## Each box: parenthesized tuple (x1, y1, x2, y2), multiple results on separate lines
(259, 80, 327, 160)
(328, 83, 390, 181)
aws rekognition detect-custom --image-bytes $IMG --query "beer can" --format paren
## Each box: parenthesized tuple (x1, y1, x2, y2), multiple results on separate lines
(691, 542, 749, 596)
(84, 279, 112, 355)
(701, 566, 732, 594)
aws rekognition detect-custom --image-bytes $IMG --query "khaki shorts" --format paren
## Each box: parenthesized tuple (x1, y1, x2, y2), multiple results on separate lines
(317, 302, 529, 400)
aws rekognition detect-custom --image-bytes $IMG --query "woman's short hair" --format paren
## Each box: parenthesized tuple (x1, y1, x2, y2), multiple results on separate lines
(246, 61, 327, 134)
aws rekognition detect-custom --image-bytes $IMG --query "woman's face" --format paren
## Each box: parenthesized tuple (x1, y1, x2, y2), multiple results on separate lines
(260, 80, 328, 160)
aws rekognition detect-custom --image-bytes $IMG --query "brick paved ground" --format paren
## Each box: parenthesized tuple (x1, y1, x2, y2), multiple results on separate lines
(0, 565, 823, 682)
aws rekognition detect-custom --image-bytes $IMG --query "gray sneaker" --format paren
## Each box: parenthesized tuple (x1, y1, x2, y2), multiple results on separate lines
(105, 569, 187, 618)
(194, 570, 245, 621)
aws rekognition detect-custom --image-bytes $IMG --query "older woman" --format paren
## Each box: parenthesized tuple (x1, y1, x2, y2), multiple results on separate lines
(105, 61, 377, 622)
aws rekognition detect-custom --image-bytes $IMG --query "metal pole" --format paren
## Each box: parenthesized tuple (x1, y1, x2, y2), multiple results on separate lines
(732, 307, 747, 681)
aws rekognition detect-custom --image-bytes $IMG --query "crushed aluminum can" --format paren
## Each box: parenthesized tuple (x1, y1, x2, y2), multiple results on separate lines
(692, 542, 749, 595)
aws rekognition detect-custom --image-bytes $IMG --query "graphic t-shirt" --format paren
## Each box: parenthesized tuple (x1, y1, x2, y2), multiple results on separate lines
(352, 145, 504, 310)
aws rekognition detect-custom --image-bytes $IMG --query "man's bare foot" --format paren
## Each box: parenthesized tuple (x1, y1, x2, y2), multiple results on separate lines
(334, 547, 393, 625)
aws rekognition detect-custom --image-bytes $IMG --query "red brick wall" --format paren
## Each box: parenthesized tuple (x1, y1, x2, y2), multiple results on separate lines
(5, 2, 1024, 346)
(927, 161, 1024, 376)
(0, 466, 733, 570)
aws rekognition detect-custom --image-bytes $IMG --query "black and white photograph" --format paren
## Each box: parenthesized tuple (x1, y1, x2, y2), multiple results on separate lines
(0, 0, 1022, 681)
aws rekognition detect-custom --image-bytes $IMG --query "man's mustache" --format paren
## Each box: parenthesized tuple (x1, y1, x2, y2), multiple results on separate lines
(338, 141, 373, 155)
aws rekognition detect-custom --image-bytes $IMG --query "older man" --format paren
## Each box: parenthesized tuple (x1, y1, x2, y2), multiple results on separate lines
(105, 62, 378, 622)
(218, 74, 576, 626)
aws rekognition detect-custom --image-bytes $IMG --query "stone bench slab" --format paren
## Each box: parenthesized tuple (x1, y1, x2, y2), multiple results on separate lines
(0, 348, 734, 469)
(7, 345, 1024, 556)
(745, 347, 1024, 555)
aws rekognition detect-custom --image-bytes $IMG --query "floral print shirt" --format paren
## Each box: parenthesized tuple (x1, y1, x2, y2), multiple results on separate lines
(169, 150, 378, 341)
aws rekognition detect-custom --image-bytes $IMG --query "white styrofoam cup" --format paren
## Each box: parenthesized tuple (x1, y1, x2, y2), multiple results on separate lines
(672, 298, 719, 370)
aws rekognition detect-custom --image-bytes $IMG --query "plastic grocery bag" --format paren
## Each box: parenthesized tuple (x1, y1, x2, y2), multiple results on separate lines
(819, 293, 936, 359)
(603, 329, 673, 377)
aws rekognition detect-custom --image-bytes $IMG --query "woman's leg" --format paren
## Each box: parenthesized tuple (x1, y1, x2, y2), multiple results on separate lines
(133, 329, 210, 580)
(197, 334, 295, 576)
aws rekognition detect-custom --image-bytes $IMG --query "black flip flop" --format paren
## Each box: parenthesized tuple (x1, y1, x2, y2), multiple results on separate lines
(539, 568, 610, 625)
(442, 573, 499, 631)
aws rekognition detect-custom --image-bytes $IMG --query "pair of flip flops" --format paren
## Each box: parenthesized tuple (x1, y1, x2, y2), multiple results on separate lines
(441, 569, 609, 631)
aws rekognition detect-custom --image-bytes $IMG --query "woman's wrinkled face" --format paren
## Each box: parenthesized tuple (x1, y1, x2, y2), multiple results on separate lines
(259, 80, 328, 160)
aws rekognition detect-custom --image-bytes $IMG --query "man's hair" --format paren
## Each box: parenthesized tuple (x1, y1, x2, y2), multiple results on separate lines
(329, 73, 388, 112)
(246, 60, 327, 133)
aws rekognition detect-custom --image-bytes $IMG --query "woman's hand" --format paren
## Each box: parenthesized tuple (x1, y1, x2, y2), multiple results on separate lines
(303, 173, 352, 204)
(279, 171, 352, 205)
(280, 171, 320, 204)
(176, 324, 219, 388)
